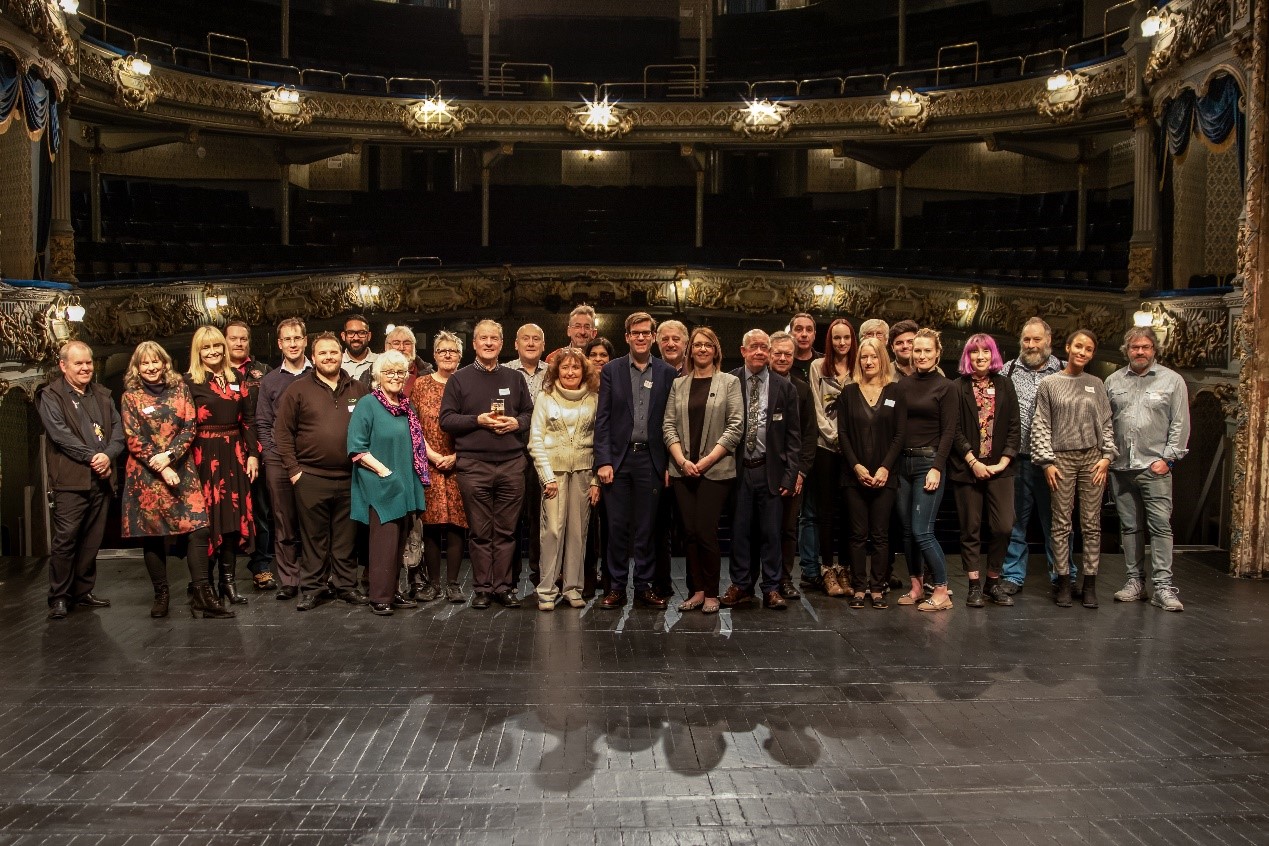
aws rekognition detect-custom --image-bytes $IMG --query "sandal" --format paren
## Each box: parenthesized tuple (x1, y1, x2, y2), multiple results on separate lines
(848, 593, 865, 609)
(702, 598, 720, 614)
(678, 597, 704, 612)
(870, 592, 887, 609)
(897, 592, 921, 606)
(918, 595, 953, 612)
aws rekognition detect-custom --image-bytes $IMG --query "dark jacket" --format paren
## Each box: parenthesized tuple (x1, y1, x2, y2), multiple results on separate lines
(273, 370, 370, 479)
(594, 354, 677, 476)
(791, 375, 817, 478)
(836, 382, 905, 488)
(730, 365, 801, 495)
(439, 362, 533, 461)
(36, 378, 125, 492)
(948, 372, 1021, 484)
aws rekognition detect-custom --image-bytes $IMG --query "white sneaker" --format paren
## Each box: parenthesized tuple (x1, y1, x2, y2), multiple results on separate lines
(1150, 585, 1184, 612)
(1114, 579, 1145, 602)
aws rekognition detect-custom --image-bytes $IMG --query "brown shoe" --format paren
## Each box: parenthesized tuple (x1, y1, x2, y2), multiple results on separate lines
(834, 565, 854, 598)
(763, 590, 788, 610)
(252, 571, 277, 591)
(599, 590, 626, 610)
(821, 566, 847, 597)
(634, 589, 667, 609)
(719, 584, 754, 608)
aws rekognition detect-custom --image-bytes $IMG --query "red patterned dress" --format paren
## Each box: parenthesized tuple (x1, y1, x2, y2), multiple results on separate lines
(121, 380, 208, 537)
(410, 373, 467, 528)
(187, 372, 257, 554)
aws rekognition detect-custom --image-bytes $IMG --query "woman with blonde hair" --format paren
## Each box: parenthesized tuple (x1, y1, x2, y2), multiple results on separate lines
(186, 325, 259, 606)
(529, 347, 601, 610)
(663, 327, 743, 613)
(121, 341, 231, 619)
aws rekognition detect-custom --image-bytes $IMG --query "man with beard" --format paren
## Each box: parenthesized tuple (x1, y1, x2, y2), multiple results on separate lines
(255, 318, 311, 600)
(274, 333, 371, 610)
(1000, 316, 1065, 594)
(888, 320, 919, 378)
(226, 320, 276, 591)
(340, 314, 378, 381)
(1106, 327, 1190, 611)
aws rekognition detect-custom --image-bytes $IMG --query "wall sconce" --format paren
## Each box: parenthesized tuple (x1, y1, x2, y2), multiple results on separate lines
(1133, 302, 1160, 328)
(731, 98, 795, 139)
(1036, 69, 1089, 124)
(1140, 8, 1170, 38)
(880, 86, 932, 133)
(956, 298, 970, 313)
(59, 0, 79, 13)
(112, 54, 159, 111)
(566, 97, 634, 141)
(671, 270, 691, 312)
(204, 288, 229, 311)
(1142, 6, 1190, 82)
(401, 96, 468, 137)
(813, 274, 836, 305)
(581, 149, 604, 161)
(65, 300, 86, 322)
(260, 85, 316, 131)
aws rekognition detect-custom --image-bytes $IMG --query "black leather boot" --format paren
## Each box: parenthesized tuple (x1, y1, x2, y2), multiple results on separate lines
(1081, 574, 1098, 608)
(191, 583, 235, 619)
(219, 554, 248, 605)
(150, 585, 170, 618)
(965, 576, 985, 608)
(1054, 574, 1073, 607)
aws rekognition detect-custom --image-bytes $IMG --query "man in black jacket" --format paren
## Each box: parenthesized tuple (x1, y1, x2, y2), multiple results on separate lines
(36, 341, 125, 619)
(769, 331, 817, 600)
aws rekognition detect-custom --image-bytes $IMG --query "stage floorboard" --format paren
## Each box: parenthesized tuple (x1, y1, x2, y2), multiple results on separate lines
(0, 550, 1265, 844)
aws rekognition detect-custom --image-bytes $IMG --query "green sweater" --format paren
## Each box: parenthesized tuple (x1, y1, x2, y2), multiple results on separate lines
(347, 396, 427, 524)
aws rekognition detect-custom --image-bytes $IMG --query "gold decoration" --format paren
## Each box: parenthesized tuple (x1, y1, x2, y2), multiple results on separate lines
(1035, 71, 1091, 124)
(47, 230, 76, 284)
(111, 55, 160, 111)
(400, 99, 472, 137)
(1155, 303, 1229, 369)
(4, 0, 75, 66)
(880, 88, 933, 134)
(1144, 0, 1233, 83)
(1128, 244, 1155, 291)
(259, 87, 317, 131)
(565, 98, 635, 141)
(730, 99, 796, 139)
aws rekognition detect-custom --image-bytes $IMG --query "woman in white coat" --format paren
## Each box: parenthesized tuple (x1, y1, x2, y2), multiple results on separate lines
(529, 347, 600, 611)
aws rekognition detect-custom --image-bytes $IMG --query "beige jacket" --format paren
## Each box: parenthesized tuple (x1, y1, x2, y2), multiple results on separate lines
(529, 387, 598, 482)
(663, 371, 744, 480)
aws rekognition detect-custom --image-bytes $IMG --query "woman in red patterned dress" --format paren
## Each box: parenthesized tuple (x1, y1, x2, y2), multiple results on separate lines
(409, 330, 468, 603)
(186, 326, 259, 606)
(121, 341, 234, 619)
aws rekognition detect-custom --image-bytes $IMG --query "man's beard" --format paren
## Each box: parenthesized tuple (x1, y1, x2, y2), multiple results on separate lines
(1021, 347, 1050, 368)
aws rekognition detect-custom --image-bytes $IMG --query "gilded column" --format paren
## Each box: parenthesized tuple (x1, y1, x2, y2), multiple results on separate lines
(48, 105, 76, 284)
(1230, 0, 1268, 577)
(1129, 104, 1159, 292)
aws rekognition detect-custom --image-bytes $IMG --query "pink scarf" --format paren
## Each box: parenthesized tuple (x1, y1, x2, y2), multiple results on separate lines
(372, 388, 431, 487)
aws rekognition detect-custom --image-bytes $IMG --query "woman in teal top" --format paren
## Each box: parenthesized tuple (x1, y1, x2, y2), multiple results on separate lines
(348, 350, 430, 616)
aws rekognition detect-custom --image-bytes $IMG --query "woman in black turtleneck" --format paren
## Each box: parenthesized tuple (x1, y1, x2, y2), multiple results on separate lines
(893, 328, 958, 612)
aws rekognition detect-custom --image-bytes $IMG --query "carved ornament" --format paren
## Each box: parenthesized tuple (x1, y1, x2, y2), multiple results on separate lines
(1035, 71, 1091, 124)
(1144, 0, 1233, 83)
(565, 98, 635, 141)
(1153, 303, 1229, 369)
(3, 0, 75, 66)
(879, 88, 933, 134)
(259, 88, 317, 132)
(111, 55, 160, 111)
(730, 99, 796, 139)
(1128, 244, 1155, 292)
(400, 99, 473, 137)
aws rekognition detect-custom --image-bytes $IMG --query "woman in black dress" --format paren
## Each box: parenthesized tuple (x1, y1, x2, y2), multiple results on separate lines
(186, 325, 259, 605)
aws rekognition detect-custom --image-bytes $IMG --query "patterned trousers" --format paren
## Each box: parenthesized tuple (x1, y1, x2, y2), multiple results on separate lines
(1050, 447, 1105, 576)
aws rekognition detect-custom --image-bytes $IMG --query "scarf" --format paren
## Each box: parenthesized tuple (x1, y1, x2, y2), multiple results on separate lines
(372, 388, 431, 487)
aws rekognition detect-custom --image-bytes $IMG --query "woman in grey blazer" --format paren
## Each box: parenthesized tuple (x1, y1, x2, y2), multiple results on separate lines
(664, 327, 744, 613)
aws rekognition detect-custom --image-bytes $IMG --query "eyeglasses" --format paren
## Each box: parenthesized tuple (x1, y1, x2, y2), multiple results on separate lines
(628, 330, 653, 338)
(343, 330, 370, 337)
(435, 349, 460, 356)
(380, 370, 408, 379)
(691, 342, 715, 349)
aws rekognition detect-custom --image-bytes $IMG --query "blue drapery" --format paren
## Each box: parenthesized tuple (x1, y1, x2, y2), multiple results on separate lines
(1160, 73, 1245, 186)
(0, 53, 20, 132)
(0, 52, 60, 159)
(20, 72, 49, 138)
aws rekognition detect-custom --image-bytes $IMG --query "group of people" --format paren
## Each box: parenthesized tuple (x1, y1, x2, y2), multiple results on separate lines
(37, 302, 1191, 621)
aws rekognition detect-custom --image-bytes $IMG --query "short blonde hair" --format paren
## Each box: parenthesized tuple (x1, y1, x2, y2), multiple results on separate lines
(188, 326, 238, 385)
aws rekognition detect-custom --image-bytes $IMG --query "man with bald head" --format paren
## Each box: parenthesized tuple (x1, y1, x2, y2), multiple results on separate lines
(37, 341, 126, 619)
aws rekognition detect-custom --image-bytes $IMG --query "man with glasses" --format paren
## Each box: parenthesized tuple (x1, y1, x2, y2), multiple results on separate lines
(366, 325, 434, 396)
(547, 304, 598, 364)
(340, 314, 377, 381)
(441, 320, 533, 609)
(594, 312, 677, 610)
(768, 331, 817, 600)
(256, 318, 312, 601)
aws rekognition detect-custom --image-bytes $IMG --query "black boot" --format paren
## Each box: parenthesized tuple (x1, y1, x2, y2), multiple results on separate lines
(1081, 574, 1098, 609)
(150, 585, 170, 618)
(219, 554, 248, 605)
(984, 577, 1014, 606)
(965, 576, 985, 608)
(1054, 574, 1073, 607)
(191, 583, 235, 619)
(405, 566, 424, 600)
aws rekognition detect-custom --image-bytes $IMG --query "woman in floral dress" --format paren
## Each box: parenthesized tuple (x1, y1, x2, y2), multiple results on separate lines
(186, 325, 259, 606)
(409, 330, 468, 603)
(121, 341, 233, 619)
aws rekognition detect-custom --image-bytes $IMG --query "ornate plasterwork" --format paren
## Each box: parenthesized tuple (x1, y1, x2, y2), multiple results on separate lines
(564, 99, 635, 141)
(1129, 244, 1155, 291)
(0, 282, 75, 363)
(1150, 300, 1230, 369)
(1035, 71, 1091, 124)
(400, 100, 473, 137)
(978, 289, 1124, 348)
(1144, 0, 1233, 84)
(47, 229, 75, 284)
(879, 88, 934, 134)
(258, 89, 317, 132)
(111, 56, 160, 111)
(730, 99, 796, 139)
(1, 0, 75, 66)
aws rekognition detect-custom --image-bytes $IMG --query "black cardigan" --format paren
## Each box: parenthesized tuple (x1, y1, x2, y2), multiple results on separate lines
(948, 372, 1021, 484)
(835, 382, 905, 488)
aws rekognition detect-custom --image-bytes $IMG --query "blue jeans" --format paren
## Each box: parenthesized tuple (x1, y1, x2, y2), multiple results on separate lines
(894, 455, 948, 587)
(1001, 455, 1064, 586)
(798, 486, 820, 580)
(1111, 467, 1175, 586)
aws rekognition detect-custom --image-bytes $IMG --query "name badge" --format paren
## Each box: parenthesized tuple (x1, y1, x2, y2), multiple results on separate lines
(986, 388, 996, 396)
(348, 404, 356, 413)
(498, 387, 511, 396)
(230, 384, 241, 392)
(884, 398, 895, 407)
(643, 380, 654, 389)
(773, 412, 783, 422)
(142, 406, 156, 415)
(1085, 385, 1096, 393)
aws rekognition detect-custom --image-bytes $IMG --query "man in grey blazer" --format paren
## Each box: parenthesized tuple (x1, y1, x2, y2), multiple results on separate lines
(723, 329, 802, 610)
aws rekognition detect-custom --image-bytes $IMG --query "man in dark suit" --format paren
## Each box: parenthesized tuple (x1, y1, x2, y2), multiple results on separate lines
(768, 330, 817, 600)
(723, 329, 802, 610)
(594, 312, 677, 610)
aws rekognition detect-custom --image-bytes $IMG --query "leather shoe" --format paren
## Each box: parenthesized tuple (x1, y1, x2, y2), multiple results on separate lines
(598, 590, 626, 610)
(493, 590, 521, 608)
(47, 599, 68, 620)
(763, 590, 788, 610)
(470, 591, 492, 609)
(778, 581, 801, 600)
(391, 592, 418, 610)
(719, 584, 754, 608)
(296, 592, 319, 612)
(634, 589, 668, 609)
(76, 593, 110, 608)
(369, 602, 393, 616)
(337, 589, 369, 606)
(276, 585, 298, 601)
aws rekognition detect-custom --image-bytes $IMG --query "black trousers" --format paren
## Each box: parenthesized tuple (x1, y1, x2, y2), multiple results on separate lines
(812, 448, 846, 569)
(654, 482, 682, 594)
(845, 485, 896, 593)
(780, 489, 803, 583)
(455, 453, 525, 595)
(953, 476, 1016, 576)
(49, 484, 110, 605)
(263, 457, 302, 588)
(512, 460, 542, 587)
(672, 476, 732, 599)
(367, 507, 409, 605)
(604, 447, 661, 593)
(294, 473, 359, 594)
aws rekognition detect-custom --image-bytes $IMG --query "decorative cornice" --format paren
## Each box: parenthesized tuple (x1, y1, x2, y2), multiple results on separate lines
(1035, 71, 1091, 124)
(0, 0, 75, 66)
(1144, 0, 1233, 84)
